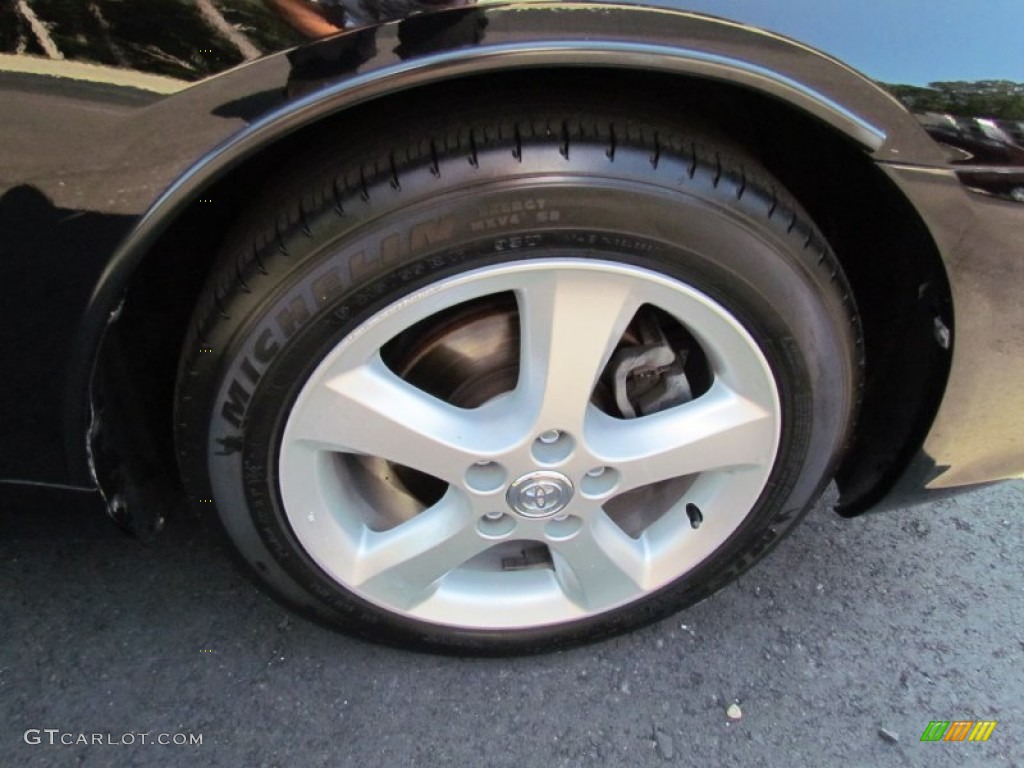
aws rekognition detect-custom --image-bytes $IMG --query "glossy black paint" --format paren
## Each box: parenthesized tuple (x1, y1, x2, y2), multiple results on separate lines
(0, 1, 1022, 518)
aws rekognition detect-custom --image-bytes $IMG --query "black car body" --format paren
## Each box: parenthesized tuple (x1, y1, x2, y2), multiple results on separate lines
(1, 1, 1022, 650)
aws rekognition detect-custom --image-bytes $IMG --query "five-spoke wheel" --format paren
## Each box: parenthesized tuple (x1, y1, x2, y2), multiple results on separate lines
(279, 260, 780, 628)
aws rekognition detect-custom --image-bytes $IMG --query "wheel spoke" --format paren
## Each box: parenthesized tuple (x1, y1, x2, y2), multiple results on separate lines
(353, 491, 489, 610)
(517, 271, 640, 431)
(288, 355, 510, 485)
(589, 380, 777, 493)
(549, 511, 648, 610)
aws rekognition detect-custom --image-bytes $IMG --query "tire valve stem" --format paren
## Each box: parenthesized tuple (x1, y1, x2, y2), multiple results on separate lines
(685, 503, 703, 530)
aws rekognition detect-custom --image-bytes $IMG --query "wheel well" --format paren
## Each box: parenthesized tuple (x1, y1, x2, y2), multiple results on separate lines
(96, 67, 952, 529)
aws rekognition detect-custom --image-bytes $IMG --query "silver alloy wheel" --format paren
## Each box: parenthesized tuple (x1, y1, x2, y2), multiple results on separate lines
(279, 259, 781, 629)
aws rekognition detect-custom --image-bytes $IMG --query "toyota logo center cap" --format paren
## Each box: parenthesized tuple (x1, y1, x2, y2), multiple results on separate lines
(506, 471, 574, 518)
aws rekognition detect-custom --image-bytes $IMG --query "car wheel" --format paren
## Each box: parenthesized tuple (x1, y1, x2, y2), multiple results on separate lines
(175, 94, 861, 653)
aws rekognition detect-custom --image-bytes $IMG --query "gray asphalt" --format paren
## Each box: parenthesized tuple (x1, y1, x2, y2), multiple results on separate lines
(2, 480, 1021, 767)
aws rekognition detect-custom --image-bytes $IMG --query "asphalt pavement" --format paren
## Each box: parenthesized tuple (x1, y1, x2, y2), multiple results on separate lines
(2, 480, 1021, 767)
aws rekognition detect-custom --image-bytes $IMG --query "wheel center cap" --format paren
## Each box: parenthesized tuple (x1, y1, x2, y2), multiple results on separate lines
(506, 471, 574, 518)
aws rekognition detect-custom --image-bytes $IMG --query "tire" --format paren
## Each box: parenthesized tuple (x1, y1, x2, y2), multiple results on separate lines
(175, 91, 862, 654)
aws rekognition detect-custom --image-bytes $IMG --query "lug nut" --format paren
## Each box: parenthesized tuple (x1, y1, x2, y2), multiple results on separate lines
(586, 467, 606, 477)
(539, 429, 561, 444)
(485, 511, 504, 520)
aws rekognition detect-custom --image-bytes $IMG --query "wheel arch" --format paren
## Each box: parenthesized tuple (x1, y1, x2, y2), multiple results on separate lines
(78, 34, 952, 529)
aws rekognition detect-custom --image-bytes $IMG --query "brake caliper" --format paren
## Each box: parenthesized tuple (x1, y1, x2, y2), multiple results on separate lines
(608, 309, 692, 418)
